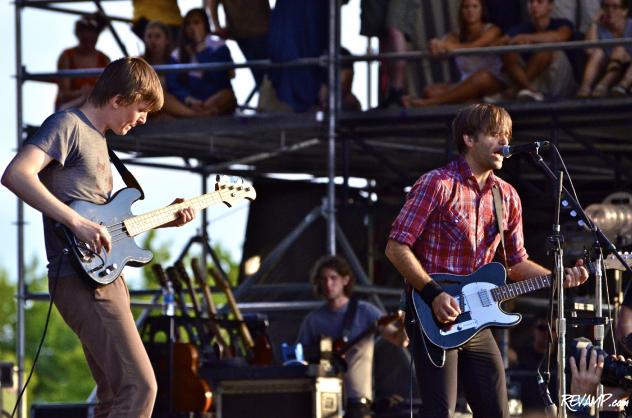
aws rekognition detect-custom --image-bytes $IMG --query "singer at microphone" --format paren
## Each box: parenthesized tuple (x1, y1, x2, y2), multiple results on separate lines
(501, 141, 550, 158)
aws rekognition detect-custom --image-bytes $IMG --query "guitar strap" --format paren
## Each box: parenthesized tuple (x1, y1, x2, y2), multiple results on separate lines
(107, 145, 145, 200)
(341, 296, 359, 343)
(492, 184, 510, 272)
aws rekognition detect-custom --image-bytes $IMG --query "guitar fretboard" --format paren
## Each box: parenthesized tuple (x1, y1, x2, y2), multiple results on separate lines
(123, 193, 223, 237)
(490, 274, 551, 302)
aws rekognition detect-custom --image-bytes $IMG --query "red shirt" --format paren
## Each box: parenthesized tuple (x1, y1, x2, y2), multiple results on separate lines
(388, 156, 528, 275)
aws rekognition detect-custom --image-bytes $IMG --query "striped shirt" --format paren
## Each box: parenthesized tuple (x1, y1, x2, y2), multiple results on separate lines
(389, 156, 528, 275)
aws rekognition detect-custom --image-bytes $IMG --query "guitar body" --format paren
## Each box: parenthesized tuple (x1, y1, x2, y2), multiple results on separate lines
(173, 343, 213, 412)
(411, 262, 521, 349)
(61, 188, 152, 285)
(60, 178, 256, 286)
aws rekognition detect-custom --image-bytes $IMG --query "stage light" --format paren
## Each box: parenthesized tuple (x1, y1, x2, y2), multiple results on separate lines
(244, 255, 261, 275)
(585, 192, 632, 246)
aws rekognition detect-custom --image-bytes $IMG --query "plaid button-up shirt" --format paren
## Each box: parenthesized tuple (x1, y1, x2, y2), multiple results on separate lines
(389, 156, 528, 275)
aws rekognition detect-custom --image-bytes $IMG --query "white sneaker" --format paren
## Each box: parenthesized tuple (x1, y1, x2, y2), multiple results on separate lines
(483, 93, 503, 104)
(517, 89, 544, 102)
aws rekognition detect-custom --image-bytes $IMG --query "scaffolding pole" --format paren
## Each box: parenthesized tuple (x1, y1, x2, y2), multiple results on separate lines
(326, 0, 339, 255)
(14, 1, 26, 417)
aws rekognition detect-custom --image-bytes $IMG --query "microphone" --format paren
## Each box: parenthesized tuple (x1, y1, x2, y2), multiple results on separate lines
(501, 141, 550, 158)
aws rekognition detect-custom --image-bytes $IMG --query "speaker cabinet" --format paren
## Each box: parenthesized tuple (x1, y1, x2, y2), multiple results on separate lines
(30, 403, 94, 418)
(215, 377, 343, 418)
(0, 362, 13, 388)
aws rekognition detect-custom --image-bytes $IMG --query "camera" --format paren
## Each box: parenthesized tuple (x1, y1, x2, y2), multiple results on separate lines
(571, 337, 632, 391)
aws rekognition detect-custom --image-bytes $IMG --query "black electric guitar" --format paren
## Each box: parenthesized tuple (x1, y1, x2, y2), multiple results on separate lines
(412, 256, 627, 350)
(58, 176, 256, 285)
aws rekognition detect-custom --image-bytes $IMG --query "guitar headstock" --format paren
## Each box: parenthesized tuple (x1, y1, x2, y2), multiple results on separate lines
(215, 175, 257, 207)
(604, 252, 632, 271)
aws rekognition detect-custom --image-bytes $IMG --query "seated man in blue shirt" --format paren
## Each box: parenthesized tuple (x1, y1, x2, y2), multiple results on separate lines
(297, 255, 407, 418)
(502, 0, 576, 101)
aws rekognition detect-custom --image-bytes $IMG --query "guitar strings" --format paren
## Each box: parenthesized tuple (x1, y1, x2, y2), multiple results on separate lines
(97, 195, 227, 245)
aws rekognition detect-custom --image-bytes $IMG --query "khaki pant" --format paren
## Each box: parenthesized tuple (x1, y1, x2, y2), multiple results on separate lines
(49, 274, 157, 418)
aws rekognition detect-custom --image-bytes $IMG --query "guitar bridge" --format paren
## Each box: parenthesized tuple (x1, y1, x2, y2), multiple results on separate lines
(98, 264, 118, 277)
(440, 312, 476, 335)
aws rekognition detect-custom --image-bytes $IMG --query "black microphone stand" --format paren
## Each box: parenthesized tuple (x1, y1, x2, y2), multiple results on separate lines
(551, 169, 567, 418)
(529, 146, 632, 417)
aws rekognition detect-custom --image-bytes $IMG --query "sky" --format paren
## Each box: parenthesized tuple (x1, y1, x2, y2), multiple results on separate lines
(0, 0, 375, 286)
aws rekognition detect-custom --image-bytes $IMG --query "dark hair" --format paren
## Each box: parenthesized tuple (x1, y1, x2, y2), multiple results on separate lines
(178, 8, 212, 64)
(458, 0, 490, 42)
(143, 20, 173, 65)
(601, 0, 629, 9)
(452, 103, 512, 154)
(310, 255, 355, 297)
(75, 12, 107, 35)
(89, 57, 164, 112)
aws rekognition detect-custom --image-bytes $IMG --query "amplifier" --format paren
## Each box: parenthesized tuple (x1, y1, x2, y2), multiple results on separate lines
(0, 362, 13, 388)
(30, 403, 94, 418)
(215, 376, 343, 418)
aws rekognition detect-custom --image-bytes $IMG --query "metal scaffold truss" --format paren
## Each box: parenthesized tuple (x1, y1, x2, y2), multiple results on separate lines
(11, 1, 632, 417)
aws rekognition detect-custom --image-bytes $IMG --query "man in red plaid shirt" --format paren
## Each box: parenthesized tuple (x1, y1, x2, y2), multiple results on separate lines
(385, 103, 589, 418)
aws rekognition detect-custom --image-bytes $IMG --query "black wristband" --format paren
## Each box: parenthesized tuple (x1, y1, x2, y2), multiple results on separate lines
(419, 281, 443, 305)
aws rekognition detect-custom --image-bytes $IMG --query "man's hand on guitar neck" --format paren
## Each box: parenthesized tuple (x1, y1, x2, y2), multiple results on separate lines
(510, 258, 589, 289)
(159, 198, 197, 228)
(432, 292, 461, 324)
(564, 258, 589, 288)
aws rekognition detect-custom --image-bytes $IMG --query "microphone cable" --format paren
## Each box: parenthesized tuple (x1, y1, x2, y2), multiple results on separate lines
(10, 251, 64, 418)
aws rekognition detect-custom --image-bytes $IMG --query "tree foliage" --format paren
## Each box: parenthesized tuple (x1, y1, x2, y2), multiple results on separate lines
(0, 234, 240, 410)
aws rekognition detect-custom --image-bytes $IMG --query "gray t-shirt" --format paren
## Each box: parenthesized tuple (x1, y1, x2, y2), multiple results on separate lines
(297, 299, 382, 400)
(26, 108, 113, 277)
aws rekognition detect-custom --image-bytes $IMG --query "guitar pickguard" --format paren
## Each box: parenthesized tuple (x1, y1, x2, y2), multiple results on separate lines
(412, 263, 522, 349)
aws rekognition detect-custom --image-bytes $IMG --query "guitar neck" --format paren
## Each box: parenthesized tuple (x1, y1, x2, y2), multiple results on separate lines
(491, 274, 552, 302)
(124, 192, 223, 237)
(210, 268, 255, 350)
(338, 324, 377, 356)
(337, 313, 400, 355)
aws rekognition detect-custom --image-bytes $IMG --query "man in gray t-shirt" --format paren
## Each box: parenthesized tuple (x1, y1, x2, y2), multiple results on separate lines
(2, 57, 196, 418)
(297, 255, 407, 418)
(27, 108, 114, 278)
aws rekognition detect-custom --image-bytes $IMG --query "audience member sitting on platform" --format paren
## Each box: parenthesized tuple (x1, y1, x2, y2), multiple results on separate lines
(552, 0, 601, 35)
(577, 0, 632, 97)
(166, 8, 237, 117)
(142, 20, 216, 119)
(360, 0, 421, 108)
(131, 0, 181, 42)
(55, 12, 110, 111)
(402, 0, 505, 107)
(260, 0, 329, 113)
(319, 47, 362, 112)
(501, 0, 576, 101)
(208, 0, 271, 88)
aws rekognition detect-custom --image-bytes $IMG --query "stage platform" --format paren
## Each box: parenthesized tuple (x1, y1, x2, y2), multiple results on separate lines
(104, 98, 632, 195)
